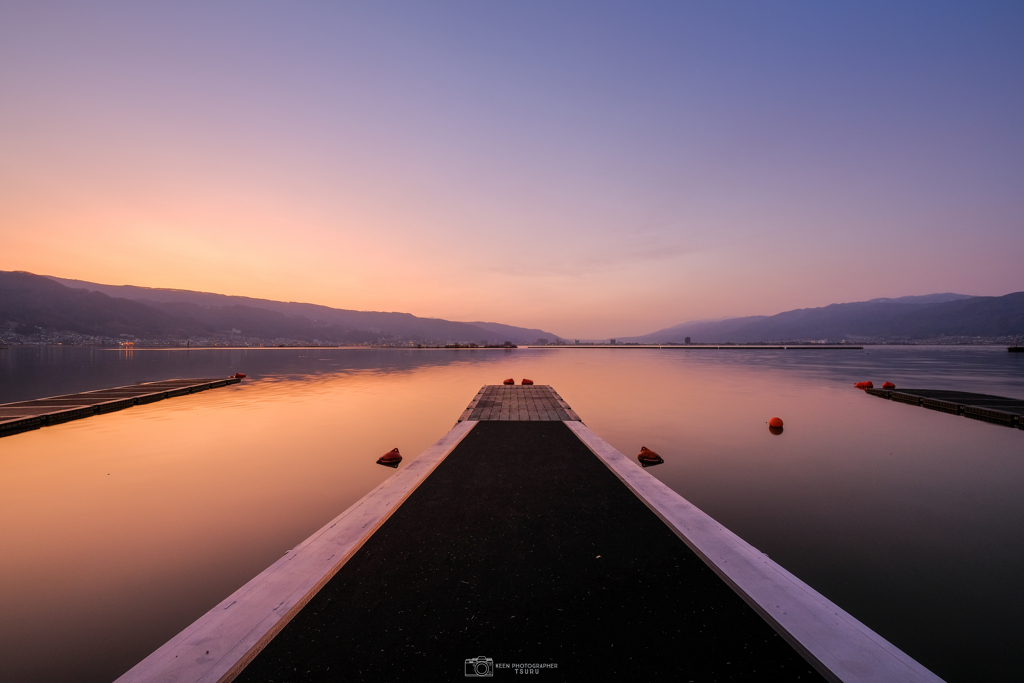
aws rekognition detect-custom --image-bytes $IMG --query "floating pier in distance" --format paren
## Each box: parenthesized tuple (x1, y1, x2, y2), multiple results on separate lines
(118, 385, 942, 682)
(866, 387, 1024, 430)
(0, 377, 242, 438)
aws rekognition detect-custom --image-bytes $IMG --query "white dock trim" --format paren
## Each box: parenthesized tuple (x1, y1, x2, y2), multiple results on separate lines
(566, 421, 943, 683)
(115, 420, 478, 683)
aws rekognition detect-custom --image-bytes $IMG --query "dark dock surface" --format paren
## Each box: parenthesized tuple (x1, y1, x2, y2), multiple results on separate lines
(866, 387, 1024, 429)
(235, 418, 821, 681)
(0, 377, 242, 437)
(118, 385, 941, 683)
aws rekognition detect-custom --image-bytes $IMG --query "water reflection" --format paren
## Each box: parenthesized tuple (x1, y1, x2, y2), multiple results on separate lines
(0, 346, 1022, 682)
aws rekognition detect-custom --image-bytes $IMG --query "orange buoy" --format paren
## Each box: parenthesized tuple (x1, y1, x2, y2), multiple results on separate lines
(768, 417, 783, 428)
(233, 372, 247, 378)
(521, 379, 534, 385)
(503, 378, 515, 385)
(376, 448, 402, 468)
(882, 381, 895, 389)
(637, 446, 664, 467)
(854, 381, 873, 389)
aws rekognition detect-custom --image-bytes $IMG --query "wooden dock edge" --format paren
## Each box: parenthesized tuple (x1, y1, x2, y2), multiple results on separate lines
(456, 385, 487, 423)
(114, 420, 478, 683)
(565, 421, 944, 683)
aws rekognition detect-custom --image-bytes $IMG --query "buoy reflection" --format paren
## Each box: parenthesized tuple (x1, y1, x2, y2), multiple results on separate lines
(769, 426, 784, 435)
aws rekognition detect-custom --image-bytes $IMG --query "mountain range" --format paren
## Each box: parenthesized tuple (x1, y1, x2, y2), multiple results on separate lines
(2, 270, 1023, 345)
(0, 271, 561, 345)
(621, 292, 1024, 343)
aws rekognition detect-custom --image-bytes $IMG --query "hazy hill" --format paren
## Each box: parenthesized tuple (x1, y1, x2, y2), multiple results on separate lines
(864, 294, 975, 305)
(622, 292, 1024, 343)
(3, 272, 562, 344)
(8, 270, 1020, 345)
(466, 320, 560, 344)
(0, 271, 203, 338)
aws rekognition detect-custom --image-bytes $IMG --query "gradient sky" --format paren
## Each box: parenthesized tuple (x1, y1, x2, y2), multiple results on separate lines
(1, 2, 1022, 338)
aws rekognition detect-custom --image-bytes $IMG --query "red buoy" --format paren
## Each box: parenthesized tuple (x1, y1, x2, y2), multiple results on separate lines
(637, 446, 664, 467)
(503, 378, 515, 385)
(768, 417, 783, 428)
(882, 381, 895, 389)
(854, 381, 873, 390)
(376, 448, 402, 468)
(233, 373, 247, 379)
(521, 379, 534, 385)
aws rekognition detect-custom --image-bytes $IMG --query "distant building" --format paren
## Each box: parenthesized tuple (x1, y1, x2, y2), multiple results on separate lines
(609, 339, 616, 345)
(685, 337, 690, 344)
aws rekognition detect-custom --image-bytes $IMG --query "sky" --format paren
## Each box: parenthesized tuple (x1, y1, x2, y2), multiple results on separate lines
(1, 2, 1022, 339)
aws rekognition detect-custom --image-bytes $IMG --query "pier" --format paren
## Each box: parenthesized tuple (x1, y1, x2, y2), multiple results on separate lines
(0, 377, 242, 438)
(866, 387, 1024, 429)
(118, 385, 942, 682)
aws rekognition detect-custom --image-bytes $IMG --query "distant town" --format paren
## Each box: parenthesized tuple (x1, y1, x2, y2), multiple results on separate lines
(1, 322, 1018, 349)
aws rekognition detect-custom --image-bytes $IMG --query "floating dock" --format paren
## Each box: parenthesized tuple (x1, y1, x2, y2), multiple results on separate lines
(0, 377, 242, 438)
(866, 387, 1024, 429)
(118, 385, 942, 682)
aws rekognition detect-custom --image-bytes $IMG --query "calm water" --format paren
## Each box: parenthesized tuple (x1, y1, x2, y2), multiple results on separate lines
(1, 345, 1023, 682)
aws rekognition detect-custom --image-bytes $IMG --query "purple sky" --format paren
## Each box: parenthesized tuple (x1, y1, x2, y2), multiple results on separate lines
(1, 1, 1022, 338)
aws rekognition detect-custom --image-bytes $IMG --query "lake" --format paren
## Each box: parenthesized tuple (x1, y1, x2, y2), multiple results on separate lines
(1, 345, 1023, 682)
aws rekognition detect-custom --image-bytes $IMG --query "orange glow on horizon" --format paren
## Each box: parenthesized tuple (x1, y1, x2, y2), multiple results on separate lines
(1, 3, 1022, 338)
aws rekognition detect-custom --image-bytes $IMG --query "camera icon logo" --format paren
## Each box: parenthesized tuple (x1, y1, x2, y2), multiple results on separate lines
(464, 655, 494, 677)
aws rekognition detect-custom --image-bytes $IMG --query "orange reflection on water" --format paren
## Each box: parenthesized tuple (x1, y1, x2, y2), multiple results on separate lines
(0, 364, 486, 682)
(1, 347, 1023, 682)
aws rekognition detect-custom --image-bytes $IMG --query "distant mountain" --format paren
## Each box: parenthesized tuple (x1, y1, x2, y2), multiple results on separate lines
(864, 293, 975, 305)
(466, 321, 559, 344)
(0, 271, 563, 344)
(623, 315, 769, 344)
(9, 270, 1018, 345)
(622, 293, 1024, 343)
(0, 271, 204, 338)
